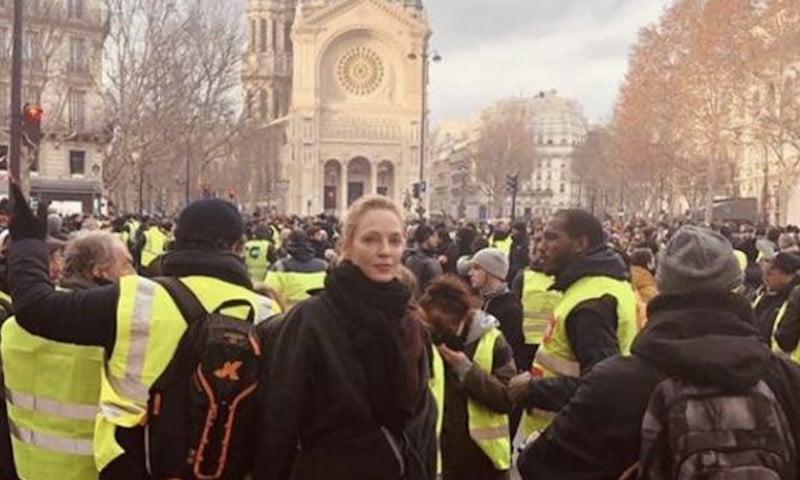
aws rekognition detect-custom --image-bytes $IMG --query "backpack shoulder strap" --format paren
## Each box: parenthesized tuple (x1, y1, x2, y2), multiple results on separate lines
(153, 277, 207, 327)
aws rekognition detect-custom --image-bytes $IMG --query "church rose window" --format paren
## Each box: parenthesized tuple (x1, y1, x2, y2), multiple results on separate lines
(337, 46, 385, 96)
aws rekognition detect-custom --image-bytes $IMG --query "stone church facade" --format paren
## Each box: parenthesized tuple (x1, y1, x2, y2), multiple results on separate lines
(242, 0, 430, 215)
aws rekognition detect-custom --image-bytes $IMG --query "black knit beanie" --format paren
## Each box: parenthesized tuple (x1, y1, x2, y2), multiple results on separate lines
(174, 198, 244, 249)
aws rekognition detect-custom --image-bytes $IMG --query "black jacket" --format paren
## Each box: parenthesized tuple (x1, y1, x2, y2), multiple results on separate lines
(507, 233, 529, 284)
(775, 285, 800, 353)
(482, 289, 527, 372)
(256, 292, 436, 480)
(518, 292, 800, 480)
(524, 246, 630, 413)
(755, 278, 800, 346)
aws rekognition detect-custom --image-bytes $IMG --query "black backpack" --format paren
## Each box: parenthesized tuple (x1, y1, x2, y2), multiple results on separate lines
(145, 278, 263, 479)
(636, 377, 796, 480)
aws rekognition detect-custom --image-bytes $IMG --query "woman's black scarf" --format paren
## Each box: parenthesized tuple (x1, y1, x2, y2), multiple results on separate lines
(161, 248, 253, 289)
(324, 260, 414, 434)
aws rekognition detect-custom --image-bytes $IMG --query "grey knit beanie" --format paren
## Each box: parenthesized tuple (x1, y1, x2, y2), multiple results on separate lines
(656, 225, 743, 295)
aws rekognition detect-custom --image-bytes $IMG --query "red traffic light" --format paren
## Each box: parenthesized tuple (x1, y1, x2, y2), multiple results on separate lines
(23, 104, 44, 123)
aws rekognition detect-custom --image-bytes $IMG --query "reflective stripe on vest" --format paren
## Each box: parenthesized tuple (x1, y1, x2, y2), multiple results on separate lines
(429, 348, 445, 475)
(527, 275, 637, 433)
(521, 270, 561, 345)
(467, 327, 511, 471)
(6, 389, 98, 420)
(9, 420, 94, 456)
(533, 350, 580, 378)
(108, 278, 157, 404)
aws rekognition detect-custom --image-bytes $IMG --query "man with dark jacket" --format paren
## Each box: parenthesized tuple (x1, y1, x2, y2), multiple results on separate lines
(753, 252, 800, 346)
(404, 224, 442, 294)
(465, 248, 525, 372)
(518, 225, 800, 480)
(507, 222, 529, 284)
(5, 186, 277, 479)
(265, 229, 327, 306)
(508, 209, 637, 440)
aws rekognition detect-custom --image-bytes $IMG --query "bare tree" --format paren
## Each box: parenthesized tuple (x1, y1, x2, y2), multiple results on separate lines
(103, 0, 243, 213)
(474, 100, 538, 216)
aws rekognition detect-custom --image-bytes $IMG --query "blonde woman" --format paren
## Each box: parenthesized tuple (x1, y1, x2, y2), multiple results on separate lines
(258, 195, 435, 480)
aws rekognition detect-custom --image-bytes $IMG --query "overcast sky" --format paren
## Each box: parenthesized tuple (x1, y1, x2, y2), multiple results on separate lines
(425, 0, 672, 125)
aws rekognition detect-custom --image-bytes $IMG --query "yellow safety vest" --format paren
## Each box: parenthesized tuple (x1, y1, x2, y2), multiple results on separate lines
(467, 327, 511, 471)
(520, 270, 562, 345)
(753, 292, 790, 353)
(264, 270, 326, 306)
(491, 236, 512, 255)
(521, 276, 637, 436)
(244, 239, 272, 284)
(115, 231, 130, 250)
(429, 329, 510, 472)
(2, 316, 104, 480)
(94, 275, 276, 471)
(140, 228, 167, 268)
(429, 348, 445, 476)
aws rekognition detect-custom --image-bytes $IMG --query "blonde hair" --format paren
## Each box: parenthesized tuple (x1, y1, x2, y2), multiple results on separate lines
(338, 194, 405, 254)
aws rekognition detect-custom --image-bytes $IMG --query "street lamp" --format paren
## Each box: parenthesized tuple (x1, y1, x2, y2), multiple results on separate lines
(408, 47, 441, 217)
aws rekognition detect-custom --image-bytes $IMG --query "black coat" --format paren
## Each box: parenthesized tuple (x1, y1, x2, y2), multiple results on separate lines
(518, 292, 800, 480)
(256, 292, 436, 480)
(482, 290, 526, 372)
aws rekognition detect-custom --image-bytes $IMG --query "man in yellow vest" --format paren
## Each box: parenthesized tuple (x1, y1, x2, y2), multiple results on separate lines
(1, 231, 134, 480)
(507, 209, 637, 443)
(136, 217, 167, 270)
(420, 276, 516, 480)
(490, 221, 512, 255)
(6, 186, 277, 479)
(754, 253, 800, 348)
(265, 229, 327, 306)
(511, 235, 561, 368)
(243, 225, 276, 284)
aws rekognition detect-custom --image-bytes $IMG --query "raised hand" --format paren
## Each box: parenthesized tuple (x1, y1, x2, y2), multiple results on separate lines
(9, 182, 48, 241)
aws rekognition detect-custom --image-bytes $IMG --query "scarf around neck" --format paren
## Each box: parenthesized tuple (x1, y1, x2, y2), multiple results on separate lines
(324, 260, 415, 434)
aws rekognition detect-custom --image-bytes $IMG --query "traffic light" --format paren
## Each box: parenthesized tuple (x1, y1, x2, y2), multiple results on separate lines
(412, 182, 421, 199)
(506, 173, 519, 193)
(21, 103, 44, 148)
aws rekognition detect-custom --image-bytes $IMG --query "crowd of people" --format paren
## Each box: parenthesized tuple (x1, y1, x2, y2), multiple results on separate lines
(0, 184, 799, 480)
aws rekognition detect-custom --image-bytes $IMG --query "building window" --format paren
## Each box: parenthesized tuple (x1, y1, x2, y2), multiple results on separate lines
(272, 92, 280, 118)
(259, 90, 268, 120)
(271, 19, 277, 48)
(69, 150, 86, 175)
(69, 89, 86, 131)
(245, 91, 253, 118)
(284, 21, 292, 54)
(259, 19, 267, 53)
(23, 30, 41, 68)
(0, 27, 8, 59)
(0, 83, 7, 125)
(559, 183, 565, 193)
(249, 20, 256, 51)
(67, 0, 83, 19)
(69, 36, 87, 72)
(0, 145, 7, 170)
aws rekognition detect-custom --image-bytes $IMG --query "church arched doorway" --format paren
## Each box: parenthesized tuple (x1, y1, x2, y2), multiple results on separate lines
(376, 160, 394, 198)
(346, 156, 371, 205)
(323, 159, 342, 213)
